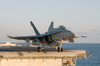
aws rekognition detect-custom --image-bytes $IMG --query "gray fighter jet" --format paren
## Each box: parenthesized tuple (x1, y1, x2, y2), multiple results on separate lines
(8, 21, 86, 52)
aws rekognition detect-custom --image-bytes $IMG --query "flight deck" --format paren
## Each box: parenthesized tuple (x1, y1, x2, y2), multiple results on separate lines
(0, 42, 93, 66)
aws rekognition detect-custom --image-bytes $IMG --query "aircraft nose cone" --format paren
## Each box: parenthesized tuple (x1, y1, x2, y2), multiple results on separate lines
(73, 33, 75, 36)
(65, 30, 75, 37)
(70, 32, 75, 37)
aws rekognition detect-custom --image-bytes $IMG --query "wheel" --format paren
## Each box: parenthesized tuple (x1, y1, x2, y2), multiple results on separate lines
(61, 48, 63, 52)
(57, 47, 60, 52)
(38, 47, 40, 52)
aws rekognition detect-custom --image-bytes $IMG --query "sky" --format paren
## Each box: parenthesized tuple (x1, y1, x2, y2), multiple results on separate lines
(0, 0, 100, 43)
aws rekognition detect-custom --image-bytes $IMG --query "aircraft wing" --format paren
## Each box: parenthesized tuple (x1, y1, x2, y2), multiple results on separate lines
(8, 35, 41, 40)
(8, 30, 62, 40)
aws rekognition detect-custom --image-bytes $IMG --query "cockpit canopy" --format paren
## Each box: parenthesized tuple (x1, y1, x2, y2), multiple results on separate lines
(57, 25, 66, 29)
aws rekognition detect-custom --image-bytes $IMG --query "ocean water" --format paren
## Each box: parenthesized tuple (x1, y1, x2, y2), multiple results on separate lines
(0, 42, 100, 66)
(62, 43, 100, 66)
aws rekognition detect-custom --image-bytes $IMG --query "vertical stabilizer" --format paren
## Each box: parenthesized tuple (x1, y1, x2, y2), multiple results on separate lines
(48, 21, 54, 31)
(30, 21, 40, 35)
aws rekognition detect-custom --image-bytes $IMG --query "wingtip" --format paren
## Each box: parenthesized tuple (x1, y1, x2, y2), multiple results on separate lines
(7, 35, 11, 38)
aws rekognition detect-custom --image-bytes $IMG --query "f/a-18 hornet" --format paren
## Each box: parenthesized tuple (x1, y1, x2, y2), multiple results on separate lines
(8, 21, 86, 52)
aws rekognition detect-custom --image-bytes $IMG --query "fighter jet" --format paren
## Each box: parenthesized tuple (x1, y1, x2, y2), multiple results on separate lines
(8, 21, 86, 52)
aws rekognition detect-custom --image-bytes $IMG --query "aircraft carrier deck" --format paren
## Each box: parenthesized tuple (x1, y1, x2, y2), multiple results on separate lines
(0, 42, 93, 66)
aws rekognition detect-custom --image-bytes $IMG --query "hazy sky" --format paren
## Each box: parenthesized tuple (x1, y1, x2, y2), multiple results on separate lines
(0, 0, 100, 43)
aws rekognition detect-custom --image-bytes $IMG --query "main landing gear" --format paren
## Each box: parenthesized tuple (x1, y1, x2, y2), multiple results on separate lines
(56, 46, 63, 52)
(37, 40, 63, 52)
(38, 47, 41, 52)
(57, 47, 63, 52)
(38, 46, 63, 52)
(56, 40, 63, 52)
(38, 43, 45, 52)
